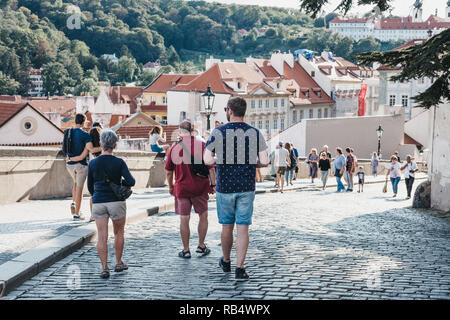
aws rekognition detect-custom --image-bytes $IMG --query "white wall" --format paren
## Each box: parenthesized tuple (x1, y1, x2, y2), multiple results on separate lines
(0, 106, 63, 145)
(404, 109, 432, 148)
(429, 103, 450, 212)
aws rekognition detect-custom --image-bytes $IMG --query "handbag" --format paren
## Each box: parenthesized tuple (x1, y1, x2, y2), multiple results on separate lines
(178, 141, 209, 179)
(102, 166, 132, 201)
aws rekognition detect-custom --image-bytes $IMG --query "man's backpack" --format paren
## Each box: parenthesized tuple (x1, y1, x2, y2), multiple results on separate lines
(178, 140, 210, 179)
(62, 128, 72, 156)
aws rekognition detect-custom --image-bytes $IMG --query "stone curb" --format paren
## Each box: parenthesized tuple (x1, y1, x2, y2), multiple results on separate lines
(0, 176, 426, 297)
(0, 201, 174, 298)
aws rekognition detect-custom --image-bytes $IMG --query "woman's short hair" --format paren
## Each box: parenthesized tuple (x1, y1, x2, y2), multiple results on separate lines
(311, 148, 317, 153)
(284, 142, 291, 150)
(391, 155, 398, 161)
(101, 129, 118, 151)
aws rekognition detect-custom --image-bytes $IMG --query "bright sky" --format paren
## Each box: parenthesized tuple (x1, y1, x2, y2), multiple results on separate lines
(204, 0, 448, 19)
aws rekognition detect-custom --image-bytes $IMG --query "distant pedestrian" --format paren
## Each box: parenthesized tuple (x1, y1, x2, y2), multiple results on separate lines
(165, 120, 215, 259)
(204, 97, 269, 281)
(371, 152, 379, 177)
(67, 123, 102, 222)
(285, 142, 295, 186)
(345, 147, 355, 192)
(401, 155, 419, 199)
(318, 152, 331, 190)
(394, 151, 401, 163)
(292, 143, 300, 180)
(65, 113, 102, 221)
(307, 148, 319, 183)
(269, 145, 279, 188)
(351, 148, 358, 168)
(386, 155, 401, 197)
(87, 130, 136, 279)
(149, 125, 170, 153)
(321, 145, 332, 160)
(357, 166, 365, 193)
(274, 142, 291, 193)
(334, 148, 346, 192)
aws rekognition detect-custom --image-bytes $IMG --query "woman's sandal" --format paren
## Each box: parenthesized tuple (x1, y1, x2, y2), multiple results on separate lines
(114, 262, 128, 273)
(196, 245, 211, 256)
(178, 250, 191, 259)
(100, 269, 110, 279)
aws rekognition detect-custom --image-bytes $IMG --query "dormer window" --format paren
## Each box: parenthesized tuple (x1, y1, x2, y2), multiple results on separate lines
(237, 82, 241, 89)
(276, 82, 280, 89)
(311, 71, 315, 77)
(305, 90, 310, 98)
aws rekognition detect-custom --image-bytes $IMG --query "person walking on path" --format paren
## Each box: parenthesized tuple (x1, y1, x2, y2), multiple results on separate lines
(401, 155, 419, 199)
(292, 144, 300, 181)
(334, 147, 346, 192)
(87, 129, 136, 279)
(204, 97, 269, 281)
(394, 151, 401, 163)
(165, 120, 216, 259)
(67, 123, 102, 222)
(318, 152, 331, 190)
(269, 145, 279, 188)
(307, 148, 319, 183)
(321, 145, 332, 160)
(149, 125, 170, 153)
(65, 113, 102, 221)
(274, 142, 290, 193)
(285, 142, 296, 186)
(386, 155, 402, 197)
(371, 152, 379, 177)
(357, 166, 365, 193)
(345, 147, 356, 192)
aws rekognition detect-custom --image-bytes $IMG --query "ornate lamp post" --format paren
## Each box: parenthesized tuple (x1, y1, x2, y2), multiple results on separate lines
(202, 84, 215, 131)
(376, 125, 384, 157)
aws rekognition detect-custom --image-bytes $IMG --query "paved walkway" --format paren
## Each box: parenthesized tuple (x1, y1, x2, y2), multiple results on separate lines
(4, 179, 449, 300)
(0, 174, 423, 266)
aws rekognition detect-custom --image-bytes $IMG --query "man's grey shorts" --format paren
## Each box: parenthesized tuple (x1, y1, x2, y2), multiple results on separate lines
(92, 201, 127, 220)
(66, 163, 88, 186)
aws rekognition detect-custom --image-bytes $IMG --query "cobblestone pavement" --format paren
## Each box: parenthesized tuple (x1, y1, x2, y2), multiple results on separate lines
(5, 181, 450, 300)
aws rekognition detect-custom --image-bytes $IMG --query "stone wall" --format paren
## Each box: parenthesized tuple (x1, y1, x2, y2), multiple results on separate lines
(0, 147, 166, 204)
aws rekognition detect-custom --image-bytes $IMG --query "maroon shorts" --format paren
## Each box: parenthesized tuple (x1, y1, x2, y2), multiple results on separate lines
(175, 193, 209, 216)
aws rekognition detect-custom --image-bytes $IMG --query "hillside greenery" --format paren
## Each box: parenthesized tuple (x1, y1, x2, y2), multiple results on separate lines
(0, 0, 404, 96)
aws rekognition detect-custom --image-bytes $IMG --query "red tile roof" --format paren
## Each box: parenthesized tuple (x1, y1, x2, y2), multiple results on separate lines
(0, 102, 25, 127)
(143, 74, 198, 93)
(109, 86, 144, 113)
(393, 39, 426, 50)
(283, 62, 334, 105)
(255, 60, 281, 78)
(141, 104, 168, 113)
(330, 17, 371, 24)
(169, 64, 235, 94)
(375, 15, 450, 30)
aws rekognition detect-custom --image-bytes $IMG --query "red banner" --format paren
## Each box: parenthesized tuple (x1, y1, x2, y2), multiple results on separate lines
(358, 84, 368, 116)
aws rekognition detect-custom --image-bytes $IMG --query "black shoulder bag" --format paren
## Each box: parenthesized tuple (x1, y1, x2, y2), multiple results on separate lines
(101, 161, 133, 201)
(178, 141, 209, 179)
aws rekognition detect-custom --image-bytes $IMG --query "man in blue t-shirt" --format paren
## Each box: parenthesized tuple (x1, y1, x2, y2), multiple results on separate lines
(204, 97, 269, 280)
(65, 114, 100, 220)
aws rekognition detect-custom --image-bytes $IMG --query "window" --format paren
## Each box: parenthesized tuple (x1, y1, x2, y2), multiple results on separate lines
(311, 71, 315, 77)
(305, 90, 310, 99)
(292, 110, 297, 123)
(309, 109, 313, 118)
(281, 99, 285, 107)
(258, 99, 262, 108)
(276, 82, 280, 89)
(318, 109, 322, 118)
(265, 120, 270, 133)
(162, 96, 167, 104)
(280, 118, 285, 130)
(300, 110, 304, 120)
(273, 119, 278, 130)
(402, 95, 408, 107)
(317, 91, 322, 98)
(237, 82, 241, 89)
(251, 100, 255, 109)
(251, 121, 255, 127)
(324, 108, 328, 118)
(258, 120, 262, 129)
(389, 95, 396, 107)
(273, 99, 278, 107)
(265, 99, 270, 108)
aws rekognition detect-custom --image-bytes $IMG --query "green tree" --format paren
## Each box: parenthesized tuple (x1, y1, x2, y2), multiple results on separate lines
(0, 71, 20, 94)
(74, 78, 99, 96)
(137, 69, 157, 86)
(42, 62, 70, 95)
(117, 56, 137, 82)
(353, 37, 381, 55)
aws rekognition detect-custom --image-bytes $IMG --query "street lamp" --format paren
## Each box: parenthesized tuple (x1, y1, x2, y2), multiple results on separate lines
(202, 84, 215, 131)
(376, 125, 384, 157)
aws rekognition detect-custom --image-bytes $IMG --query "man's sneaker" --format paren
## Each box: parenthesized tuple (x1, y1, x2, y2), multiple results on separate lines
(219, 257, 231, 272)
(235, 267, 249, 281)
(70, 202, 76, 215)
(73, 214, 85, 221)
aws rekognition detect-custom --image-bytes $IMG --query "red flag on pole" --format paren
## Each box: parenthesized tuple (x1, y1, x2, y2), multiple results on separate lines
(358, 84, 368, 116)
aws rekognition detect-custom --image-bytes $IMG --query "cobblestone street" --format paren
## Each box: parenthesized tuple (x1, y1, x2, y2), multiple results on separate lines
(5, 183, 450, 300)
